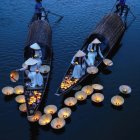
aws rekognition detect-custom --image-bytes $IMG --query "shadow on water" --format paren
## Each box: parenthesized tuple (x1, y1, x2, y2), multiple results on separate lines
(29, 122, 40, 140)
(111, 104, 123, 111)
(91, 101, 104, 108)
(51, 127, 66, 134)
(3, 95, 15, 102)
(119, 93, 131, 99)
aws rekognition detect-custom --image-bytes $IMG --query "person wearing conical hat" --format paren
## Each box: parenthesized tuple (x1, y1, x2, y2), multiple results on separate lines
(87, 38, 104, 63)
(71, 50, 87, 79)
(30, 43, 42, 59)
(115, 0, 126, 16)
(16, 58, 43, 88)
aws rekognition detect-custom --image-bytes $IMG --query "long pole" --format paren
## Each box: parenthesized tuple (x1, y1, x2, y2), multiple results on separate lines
(110, 0, 118, 12)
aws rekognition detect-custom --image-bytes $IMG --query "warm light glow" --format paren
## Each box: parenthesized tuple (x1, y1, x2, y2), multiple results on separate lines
(119, 85, 132, 94)
(14, 85, 24, 95)
(75, 91, 87, 101)
(44, 105, 57, 115)
(38, 114, 52, 125)
(111, 95, 124, 106)
(28, 91, 42, 105)
(58, 107, 72, 119)
(91, 93, 104, 103)
(15, 95, 25, 103)
(27, 111, 42, 122)
(10, 71, 19, 82)
(92, 84, 104, 90)
(2, 86, 14, 95)
(87, 66, 98, 74)
(61, 75, 78, 91)
(103, 59, 113, 66)
(19, 103, 27, 112)
(64, 97, 77, 107)
(81, 85, 93, 95)
(51, 118, 66, 129)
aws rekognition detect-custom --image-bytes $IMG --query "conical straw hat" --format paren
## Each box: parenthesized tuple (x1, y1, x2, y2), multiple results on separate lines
(75, 50, 86, 57)
(24, 58, 39, 66)
(30, 43, 41, 50)
(91, 38, 101, 44)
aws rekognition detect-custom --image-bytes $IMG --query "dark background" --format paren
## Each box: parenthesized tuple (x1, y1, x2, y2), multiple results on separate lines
(0, 0, 139, 140)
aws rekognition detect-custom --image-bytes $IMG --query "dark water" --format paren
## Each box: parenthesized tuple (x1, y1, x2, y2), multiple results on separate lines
(0, 0, 140, 140)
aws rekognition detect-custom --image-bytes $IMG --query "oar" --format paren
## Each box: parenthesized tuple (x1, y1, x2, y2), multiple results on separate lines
(129, 8, 136, 19)
(43, 8, 63, 23)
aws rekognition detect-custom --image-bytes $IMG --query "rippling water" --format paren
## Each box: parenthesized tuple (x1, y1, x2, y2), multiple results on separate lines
(0, 0, 140, 140)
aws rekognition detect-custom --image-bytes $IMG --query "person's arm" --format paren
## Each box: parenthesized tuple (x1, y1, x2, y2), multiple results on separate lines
(98, 46, 104, 59)
(71, 56, 75, 64)
(16, 65, 28, 72)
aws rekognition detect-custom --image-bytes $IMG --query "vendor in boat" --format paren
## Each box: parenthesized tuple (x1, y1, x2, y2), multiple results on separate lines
(30, 43, 42, 59)
(115, 0, 126, 15)
(87, 38, 104, 65)
(71, 50, 87, 79)
(35, 0, 44, 20)
(16, 58, 43, 88)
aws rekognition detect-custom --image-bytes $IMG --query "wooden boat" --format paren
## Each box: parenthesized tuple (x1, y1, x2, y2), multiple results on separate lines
(56, 11, 129, 96)
(24, 12, 52, 116)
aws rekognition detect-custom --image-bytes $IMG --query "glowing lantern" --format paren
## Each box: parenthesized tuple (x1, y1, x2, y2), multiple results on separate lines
(60, 76, 78, 90)
(44, 105, 57, 115)
(2, 86, 14, 95)
(91, 93, 104, 103)
(111, 95, 124, 106)
(81, 85, 93, 95)
(92, 84, 104, 91)
(10, 71, 19, 82)
(64, 97, 77, 107)
(75, 91, 87, 101)
(39, 65, 50, 74)
(103, 59, 113, 66)
(15, 95, 25, 103)
(19, 103, 27, 112)
(119, 85, 132, 94)
(27, 111, 42, 122)
(38, 114, 52, 125)
(51, 118, 66, 129)
(87, 66, 98, 74)
(14, 85, 24, 95)
(58, 107, 72, 119)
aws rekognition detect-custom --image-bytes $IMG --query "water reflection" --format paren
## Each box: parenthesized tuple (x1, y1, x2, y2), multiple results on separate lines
(29, 123, 39, 140)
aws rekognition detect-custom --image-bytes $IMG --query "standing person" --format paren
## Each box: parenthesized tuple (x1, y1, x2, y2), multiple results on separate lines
(35, 0, 43, 20)
(116, 0, 126, 15)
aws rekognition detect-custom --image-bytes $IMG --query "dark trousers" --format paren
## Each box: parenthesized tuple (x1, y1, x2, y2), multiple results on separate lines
(116, 4, 125, 15)
(36, 13, 42, 20)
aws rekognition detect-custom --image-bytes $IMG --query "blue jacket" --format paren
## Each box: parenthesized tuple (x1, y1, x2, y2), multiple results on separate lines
(119, 0, 126, 6)
(35, 2, 42, 13)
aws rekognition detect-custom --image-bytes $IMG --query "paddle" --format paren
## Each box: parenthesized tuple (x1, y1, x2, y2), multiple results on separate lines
(43, 8, 63, 23)
(110, 0, 118, 12)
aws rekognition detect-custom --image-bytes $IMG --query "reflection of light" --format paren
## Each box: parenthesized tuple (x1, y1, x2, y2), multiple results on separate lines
(14, 85, 24, 95)
(51, 118, 66, 129)
(58, 107, 72, 119)
(92, 84, 103, 90)
(119, 85, 132, 94)
(75, 91, 87, 101)
(39, 114, 52, 125)
(111, 95, 124, 106)
(27, 111, 42, 122)
(91, 93, 104, 103)
(64, 97, 77, 107)
(15, 95, 25, 103)
(2, 86, 14, 95)
(61, 76, 78, 90)
(82, 85, 93, 95)
(19, 103, 27, 112)
(44, 105, 57, 115)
